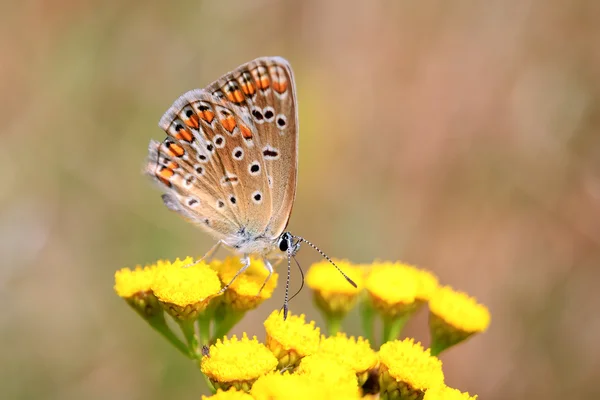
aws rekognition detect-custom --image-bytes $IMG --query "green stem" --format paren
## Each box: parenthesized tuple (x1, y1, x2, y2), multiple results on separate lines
(430, 339, 445, 357)
(178, 319, 200, 359)
(197, 315, 212, 347)
(359, 299, 376, 346)
(146, 315, 191, 358)
(382, 315, 409, 344)
(326, 314, 344, 336)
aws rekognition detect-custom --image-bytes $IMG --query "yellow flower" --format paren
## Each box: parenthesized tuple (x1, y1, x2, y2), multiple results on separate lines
(429, 286, 491, 355)
(114, 263, 156, 298)
(264, 310, 320, 369)
(317, 333, 377, 386)
(411, 267, 439, 303)
(201, 334, 278, 392)
(210, 257, 277, 312)
(424, 385, 478, 400)
(365, 262, 420, 319)
(114, 263, 162, 317)
(296, 354, 361, 399)
(151, 257, 222, 320)
(201, 388, 254, 400)
(306, 259, 363, 317)
(251, 373, 329, 400)
(378, 338, 444, 400)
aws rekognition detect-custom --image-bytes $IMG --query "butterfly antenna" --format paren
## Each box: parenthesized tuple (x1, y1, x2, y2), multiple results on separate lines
(282, 249, 292, 320)
(288, 255, 305, 303)
(293, 236, 357, 288)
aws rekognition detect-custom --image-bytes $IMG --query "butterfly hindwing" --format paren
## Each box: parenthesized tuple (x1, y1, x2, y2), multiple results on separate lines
(147, 89, 275, 241)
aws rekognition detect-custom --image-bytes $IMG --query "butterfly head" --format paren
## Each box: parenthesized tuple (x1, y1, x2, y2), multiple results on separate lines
(278, 231, 300, 256)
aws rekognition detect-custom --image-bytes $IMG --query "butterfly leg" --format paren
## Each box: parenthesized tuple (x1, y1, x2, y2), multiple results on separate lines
(181, 240, 223, 268)
(256, 258, 274, 295)
(219, 255, 251, 294)
(199, 240, 223, 263)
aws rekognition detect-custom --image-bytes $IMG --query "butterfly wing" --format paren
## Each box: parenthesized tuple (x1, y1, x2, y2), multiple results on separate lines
(204, 56, 299, 239)
(146, 89, 275, 241)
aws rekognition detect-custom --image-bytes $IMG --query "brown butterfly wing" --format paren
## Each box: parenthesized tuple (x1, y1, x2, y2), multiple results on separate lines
(204, 56, 299, 238)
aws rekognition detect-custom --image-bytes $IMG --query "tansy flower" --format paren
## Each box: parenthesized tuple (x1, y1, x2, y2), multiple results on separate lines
(151, 257, 221, 321)
(201, 388, 254, 400)
(317, 333, 377, 386)
(365, 262, 420, 319)
(428, 286, 491, 355)
(411, 266, 439, 304)
(210, 257, 277, 312)
(264, 310, 320, 369)
(114, 263, 161, 318)
(251, 373, 328, 400)
(296, 353, 361, 399)
(306, 259, 363, 321)
(201, 334, 278, 392)
(424, 385, 478, 400)
(378, 338, 444, 400)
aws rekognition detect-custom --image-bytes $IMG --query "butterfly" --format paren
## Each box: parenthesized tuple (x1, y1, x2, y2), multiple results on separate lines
(145, 57, 355, 316)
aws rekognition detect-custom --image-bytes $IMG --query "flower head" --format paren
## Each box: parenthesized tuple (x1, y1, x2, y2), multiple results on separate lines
(365, 262, 420, 319)
(210, 257, 277, 312)
(201, 388, 254, 400)
(296, 353, 361, 399)
(424, 385, 478, 400)
(151, 257, 221, 320)
(378, 338, 444, 399)
(317, 333, 377, 385)
(114, 263, 162, 318)
(201, 334, 278, 392)
(306, 259, 363, 317)
(429, 286, 491, 355)
(264, 310, 320, 369)
(250, 373, 325, 400)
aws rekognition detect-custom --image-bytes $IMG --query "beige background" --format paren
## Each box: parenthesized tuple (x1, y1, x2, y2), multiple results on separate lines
(2, 1, 599, 399)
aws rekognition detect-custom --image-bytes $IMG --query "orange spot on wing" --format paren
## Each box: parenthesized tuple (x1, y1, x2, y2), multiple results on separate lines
(240, 124, 252, 139)
(166, 142, 185, 157)
(226, 90, 245, 104)
(221, 116, 237, 133)
(272, 80, 288, 94)
(199, 110, 214, 124)
(252, 67, 270, 89)
(157, 167, 174, 186)
(185, 114, 199, 129)
(258, 76, 270, 89)
(174, 128, 193, 143)
(166, 160, 179, 170)
(240, 81, 256, 96)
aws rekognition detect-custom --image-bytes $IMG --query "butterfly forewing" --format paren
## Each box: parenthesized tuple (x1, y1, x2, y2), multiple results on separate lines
(205, 57, 298, 239)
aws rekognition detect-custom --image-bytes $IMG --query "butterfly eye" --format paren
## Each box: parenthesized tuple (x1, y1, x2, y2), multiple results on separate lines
(278, 233, 291, 252)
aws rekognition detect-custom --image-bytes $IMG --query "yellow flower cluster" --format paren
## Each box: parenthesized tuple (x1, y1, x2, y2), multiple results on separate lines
(306, 259, 490, 354)
(114, 257, 278, 358)
(115, 256, 490, 398)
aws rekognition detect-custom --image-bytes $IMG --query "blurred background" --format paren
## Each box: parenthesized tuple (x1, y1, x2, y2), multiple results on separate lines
(2, 1, 600, 399)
